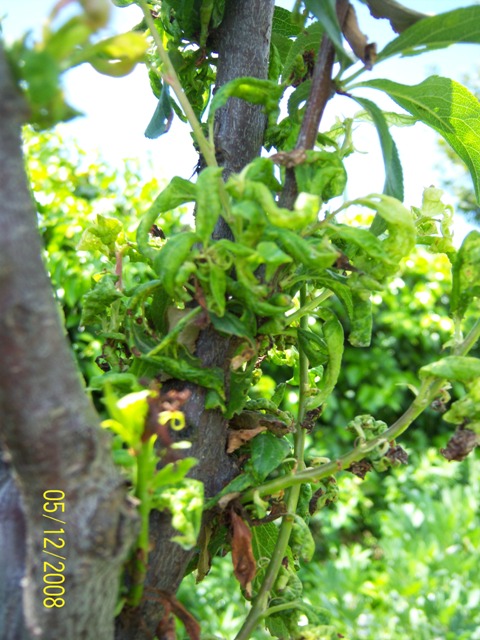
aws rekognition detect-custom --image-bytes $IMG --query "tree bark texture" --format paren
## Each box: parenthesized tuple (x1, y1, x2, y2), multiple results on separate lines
(115, 1, 275, 638)
(0, 44, 137, 640)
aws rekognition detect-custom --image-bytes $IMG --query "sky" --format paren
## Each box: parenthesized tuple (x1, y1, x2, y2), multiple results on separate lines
(2, 0, 479, 242)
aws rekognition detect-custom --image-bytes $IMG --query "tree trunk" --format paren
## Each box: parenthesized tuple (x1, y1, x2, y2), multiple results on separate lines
(115, 1, 275, 637)
(0, 43, 137, 640)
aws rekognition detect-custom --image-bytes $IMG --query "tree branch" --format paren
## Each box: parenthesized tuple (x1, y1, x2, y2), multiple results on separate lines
(280, 0, 350, 209)
(115, 2, 275, 637)
(0, 42, 137, 640)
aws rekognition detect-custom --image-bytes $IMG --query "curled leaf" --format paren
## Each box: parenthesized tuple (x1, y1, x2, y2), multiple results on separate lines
(230, 509, 256, 597)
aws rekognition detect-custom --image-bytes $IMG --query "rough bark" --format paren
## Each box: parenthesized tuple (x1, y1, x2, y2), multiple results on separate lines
(115, 1, 275, 637)
(0, 43, 137, 640)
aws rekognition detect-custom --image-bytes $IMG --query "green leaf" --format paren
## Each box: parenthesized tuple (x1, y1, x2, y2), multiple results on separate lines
(256, 241, 292, 281)
(288, 80, 312, 119)
(294, 151, 347, 202)
(209, 311, 254, 341)
(420, 356, 480, 384)
(349, 292, 372, 348)
(351, 96, 403, 201)
(298, 328, 329, 366)
(145, 83, 173, 139)
(78, 32, 148, 76)
(250, 432, 291, 482)
(137, 177, 196, 261)
(353, 77, 480, 204)
(150, 458, 198, 489)
(151, 479, 204, 550)
(78, 214, 123, 255)
(378, 6, 480, 61)
(451, 231, 480, 320)
(272, 6, 301, 38)
(81, 276, 123, 326)
(153, 232, 198, 298)
(208, 77, 283, 126)
(195, 167, 224, 243)
(329, 224, 393, 264)
(282, 22, 323, 83)
(304, 0, 353, 67)
(354, 194, 416, 267)
(141, 354, 225, 397)
(306, 311, 344, 410)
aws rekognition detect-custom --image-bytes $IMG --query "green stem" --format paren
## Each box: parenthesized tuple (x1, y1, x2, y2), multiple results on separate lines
(242, 313, 480, 503)
(287, 289, 333, 325)
(455, 317, 480, 356)
(234, 287, 309, 640)
(137, 0, 217, 168)
(128, 439, 153, 607)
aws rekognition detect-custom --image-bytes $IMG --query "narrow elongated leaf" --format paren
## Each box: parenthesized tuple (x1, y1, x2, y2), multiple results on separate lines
(451, 230, 480, 320)
(142, 354, 225, 396)
(352, 96, 403, 201)
(420, 356, 480, 384)
(282, 22, 323, 83)
(137, 177, 196, 260)
(354, 77, 480, 205)
(195, 167, 223, 243)
(304, 0, 353, 67)
(378, 6, 480, 60)
(208, 77, 283, 125)
(306, 311, 344, 410)
(362, 0, 427, 34)
(145, 83, 173, 139)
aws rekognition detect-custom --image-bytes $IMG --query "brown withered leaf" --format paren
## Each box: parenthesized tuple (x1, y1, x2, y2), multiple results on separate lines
(195, 520, 213, 584)
(229, 410, 294, 436)
(342, 4, 376, 69)
(230, 347, 256, 371)
(364, 0, 428, 33)
(347, 459, 373, 479)
(227, 426, 266, 453)
(230, 508, 256, 598)
(440, 427, 478, 462)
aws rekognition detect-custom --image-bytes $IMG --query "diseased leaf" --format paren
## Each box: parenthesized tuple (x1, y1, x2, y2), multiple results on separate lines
(304, 0, 353, 67)
(282, 22, 323, 83)
(81, 275, 123, 326)
(451, 231, 480, 320)
(227, 426, 266, 454)
(209, 311, 254, 341)
(353, 77, 480, 204)
(378, 6, 480, 60)
(153, 232, 198, 298)
(352, 96, 403, 201)
(420, 356, 480, 383)
(137, 177, 197, 261)
(208, 77, 283, 127)
(349, 292, 372, 348)
(250, 432, 291, 482)
(145, 83, 173, 139)
(195, 167, 223, 244)
(362, 0, 427, 34)
(306, 311, 344, 410)
(142, 353, 225, 397)
(230, 509, 256, 597)
(353, 193, 416, 268)
(79, 32, 148, 76)
(342, 3, 376, 68)
(294, 150, 347, 202)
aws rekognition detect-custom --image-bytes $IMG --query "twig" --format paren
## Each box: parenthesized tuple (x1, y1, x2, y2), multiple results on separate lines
(280, 0, 351, 209)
